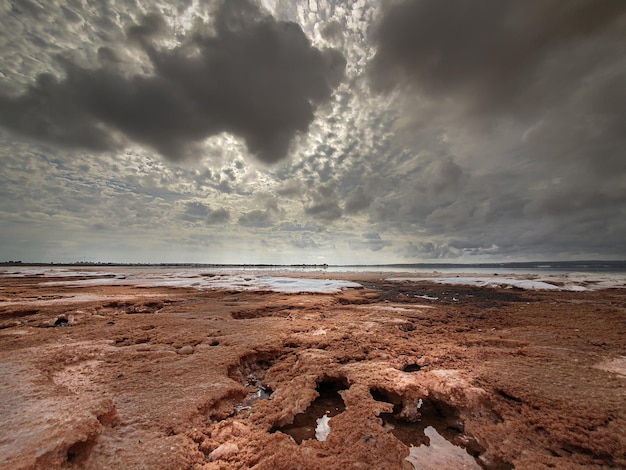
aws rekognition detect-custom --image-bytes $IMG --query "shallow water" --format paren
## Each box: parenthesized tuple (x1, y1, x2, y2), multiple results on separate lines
(273, 380, 347, 444)
(405, 426, 481, 470)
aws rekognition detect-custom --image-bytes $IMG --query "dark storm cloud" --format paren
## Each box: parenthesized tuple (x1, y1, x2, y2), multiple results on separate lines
(0, 0, 346, 164)
(368, 0, 626, 259)
(305, 201, 342, 221)
(126, 12, 169, 45)
(321, 20, 344, 45)
(368, 0, 626, 181)
(370, 0, 626, 117)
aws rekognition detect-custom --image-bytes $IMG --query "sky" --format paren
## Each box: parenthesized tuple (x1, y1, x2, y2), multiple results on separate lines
(0, 0, 625, 264)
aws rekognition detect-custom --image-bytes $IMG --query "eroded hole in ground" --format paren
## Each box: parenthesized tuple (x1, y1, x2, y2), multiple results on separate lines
(403, 364, 422, 372)
(66, 438, 96, 464)
(53, 316, 69, 327)
(103, 301, 129, 308)
(371, 388, 486, 463)
(225, 350, 283, 415)
(228, 350, 281, 386)
(371, 388, 403, 414)
(272, 378, 349, 444)
(397, 322, 417, 332)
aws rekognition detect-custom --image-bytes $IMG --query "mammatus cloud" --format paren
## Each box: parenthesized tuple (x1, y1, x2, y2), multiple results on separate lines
(0, 0, 346, 164)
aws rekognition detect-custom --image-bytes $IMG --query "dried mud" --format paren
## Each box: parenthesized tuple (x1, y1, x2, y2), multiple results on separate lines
(0, 271, 625, 469)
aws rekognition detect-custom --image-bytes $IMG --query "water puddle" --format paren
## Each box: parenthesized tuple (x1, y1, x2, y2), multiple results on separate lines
(405, 426, 481, 469)
(371, 388, 487, 468)
(272, 379, 347, 444)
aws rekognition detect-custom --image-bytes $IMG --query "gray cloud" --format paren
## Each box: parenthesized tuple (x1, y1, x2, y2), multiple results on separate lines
(304, 182, 342, 221)
(370, 0, 626, 118)
(403, 242, 458, 260)
(344, 185, 372, 214)
(279, 222, 319, 232)
(0, 0, 346, 164)
(348, 232, 392, 252)
(180, 201, 230, 225)
(238, 209, 276, 228)
(320, 20, 344, 45)
(206, 208, 231, 225)
(305, 201, 342, 221)
(238, 193, 282, 227)
(368, 0, 626, 177)
(2, 0, 625, 264)
(275, 180, 303, 198)
(289, 233, 319, 250)
(180, 201, 210, 222)
(365, 0, 626, 260)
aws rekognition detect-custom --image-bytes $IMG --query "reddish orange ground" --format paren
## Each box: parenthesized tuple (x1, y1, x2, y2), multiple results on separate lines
(0, 272, 625, 469)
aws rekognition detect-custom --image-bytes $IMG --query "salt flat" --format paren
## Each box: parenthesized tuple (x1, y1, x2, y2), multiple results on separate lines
(0, 267, 625, 469)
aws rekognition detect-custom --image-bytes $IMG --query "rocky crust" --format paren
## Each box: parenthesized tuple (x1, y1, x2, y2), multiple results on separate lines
(0, 271, 625, 469)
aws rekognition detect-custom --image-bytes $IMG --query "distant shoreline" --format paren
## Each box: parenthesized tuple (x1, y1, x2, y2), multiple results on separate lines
(2, 260, 626, 272)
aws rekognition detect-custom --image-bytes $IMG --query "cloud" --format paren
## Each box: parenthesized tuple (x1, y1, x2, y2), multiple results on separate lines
(206, 208, 231, 225)
(368, 0, 626, 177)
(344, 185, 372, 214)
(365, 0, 626, 260)
(238, 193, 282, 227)
(289, 233, 319, 249)
(275, 180, 303, 197)
(238, 209, 276, 228)
(2, 0, 625, 263)
(304, 182, 342, 221)
(403, 241, 458, 260)
(180, 201, 210, 222)
(0, 0, 346, 164)
(369, 0, 626, 118)
(320, 20, 344, 45)
(180, 201, 230, 224)
(349, 232, 392, 252)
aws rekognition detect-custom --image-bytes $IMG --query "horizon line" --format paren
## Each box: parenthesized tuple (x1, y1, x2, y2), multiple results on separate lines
(2, 260, 626, 268)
